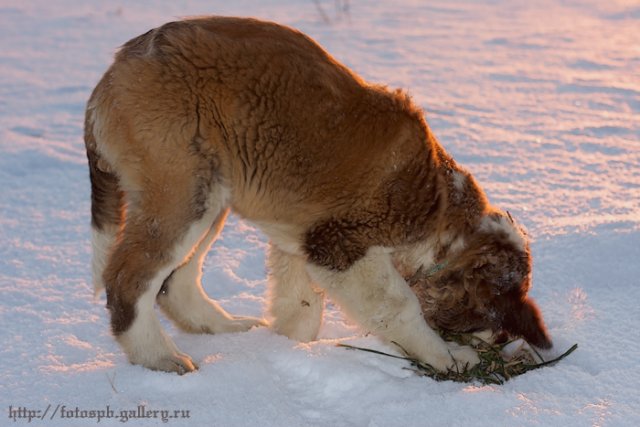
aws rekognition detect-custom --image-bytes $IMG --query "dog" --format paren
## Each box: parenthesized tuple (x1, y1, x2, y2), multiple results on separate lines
(85, 16, 552, 374)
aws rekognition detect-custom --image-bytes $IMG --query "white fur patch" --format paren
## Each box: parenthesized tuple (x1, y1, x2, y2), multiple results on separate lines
(91, 226, 117, 296)
(479, 214, 527, 251)
(117, 270, 188, 369)
(268, 246, 323, 342)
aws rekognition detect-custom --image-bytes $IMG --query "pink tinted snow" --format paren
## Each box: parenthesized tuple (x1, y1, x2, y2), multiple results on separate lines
(1, 0, 639, 426)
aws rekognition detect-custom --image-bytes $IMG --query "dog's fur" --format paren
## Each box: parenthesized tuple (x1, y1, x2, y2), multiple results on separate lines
(85, 16, 551, 374)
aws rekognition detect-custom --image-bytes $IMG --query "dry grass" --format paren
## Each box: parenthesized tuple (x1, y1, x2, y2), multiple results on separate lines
(338, 333, 577, 385)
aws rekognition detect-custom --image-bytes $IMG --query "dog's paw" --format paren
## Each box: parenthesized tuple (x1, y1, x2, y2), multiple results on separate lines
(148, 352, 199, 375)
(446, 342, 480, 371)
(423, 342, 480, 372)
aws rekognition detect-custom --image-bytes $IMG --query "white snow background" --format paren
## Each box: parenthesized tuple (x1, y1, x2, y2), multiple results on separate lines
(1, 0, 639, 425)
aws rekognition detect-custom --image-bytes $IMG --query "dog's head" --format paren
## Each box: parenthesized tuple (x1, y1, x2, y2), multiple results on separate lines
(424, 211, 552, 349)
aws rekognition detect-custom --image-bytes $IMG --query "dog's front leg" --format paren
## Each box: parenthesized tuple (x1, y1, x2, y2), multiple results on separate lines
(307, 248, 480, 372)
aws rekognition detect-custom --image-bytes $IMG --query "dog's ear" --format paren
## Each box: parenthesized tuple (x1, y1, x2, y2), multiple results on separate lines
(503, 296, 553, 349)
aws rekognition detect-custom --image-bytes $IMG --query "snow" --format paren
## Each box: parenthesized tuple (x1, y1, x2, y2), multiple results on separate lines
(1, 0, 639, 425)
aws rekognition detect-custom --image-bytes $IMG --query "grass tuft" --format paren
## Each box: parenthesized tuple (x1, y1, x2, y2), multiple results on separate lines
(338, 333, 577, 385)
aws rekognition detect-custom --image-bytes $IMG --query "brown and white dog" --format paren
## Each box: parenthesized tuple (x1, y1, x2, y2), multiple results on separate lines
(85, 16, 552, 374)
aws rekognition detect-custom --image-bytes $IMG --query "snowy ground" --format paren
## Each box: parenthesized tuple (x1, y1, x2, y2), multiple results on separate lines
(1, 0, 639, 425)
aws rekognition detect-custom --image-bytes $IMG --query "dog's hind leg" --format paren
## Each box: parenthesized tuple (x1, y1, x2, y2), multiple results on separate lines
(157, 209, 266, 334)
(103, 162, 229, 374)
(267, 245, 324, 342)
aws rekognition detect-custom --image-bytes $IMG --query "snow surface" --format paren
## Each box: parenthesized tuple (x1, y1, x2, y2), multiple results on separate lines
(1, 0, 639, 425)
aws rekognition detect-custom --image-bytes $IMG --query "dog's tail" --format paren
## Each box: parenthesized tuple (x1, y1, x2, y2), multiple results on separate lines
(84, 107, 123, 296)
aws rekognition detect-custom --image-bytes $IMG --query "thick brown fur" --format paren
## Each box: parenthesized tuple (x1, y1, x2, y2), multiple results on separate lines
(85, 16, 551, 373)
